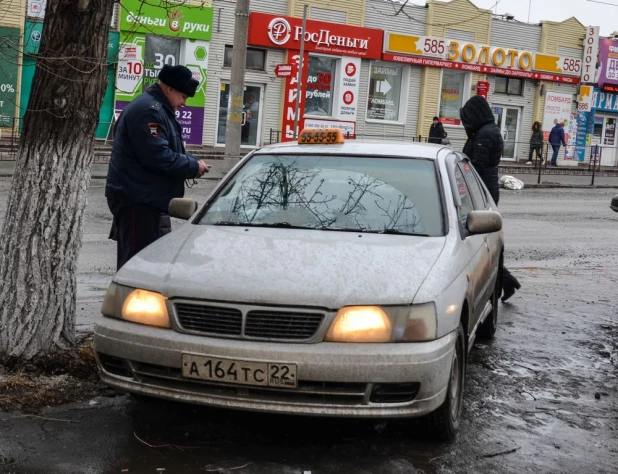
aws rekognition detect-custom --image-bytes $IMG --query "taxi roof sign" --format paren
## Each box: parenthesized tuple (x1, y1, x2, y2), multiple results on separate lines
(298, 128, 345, 145)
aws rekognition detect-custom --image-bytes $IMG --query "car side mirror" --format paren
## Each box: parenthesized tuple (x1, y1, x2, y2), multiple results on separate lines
(467, 210, 502, 234)
(169, 198, 198, 220)
(611, 195, 618, 212)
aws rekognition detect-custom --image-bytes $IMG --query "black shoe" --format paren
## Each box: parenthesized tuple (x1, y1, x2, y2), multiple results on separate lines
(501, 285, 516, 302)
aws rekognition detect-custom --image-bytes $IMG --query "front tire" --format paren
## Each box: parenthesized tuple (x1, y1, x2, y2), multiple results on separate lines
(423, 323, 466, 441)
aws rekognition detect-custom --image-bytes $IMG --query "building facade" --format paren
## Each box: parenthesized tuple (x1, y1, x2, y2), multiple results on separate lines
(4, 0, 608, 167)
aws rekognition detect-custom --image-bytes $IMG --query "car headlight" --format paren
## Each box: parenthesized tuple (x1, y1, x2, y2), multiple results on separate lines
(325, 306, 392, 343)
(324, 303, 437, 343)
(101, 283, 171, 328)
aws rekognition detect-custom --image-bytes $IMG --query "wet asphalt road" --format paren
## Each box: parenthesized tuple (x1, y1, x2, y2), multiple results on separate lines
(0, 178, 617, 474)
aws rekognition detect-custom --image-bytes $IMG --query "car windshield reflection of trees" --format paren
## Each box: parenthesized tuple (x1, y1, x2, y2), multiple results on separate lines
(201, 156, 430, 236)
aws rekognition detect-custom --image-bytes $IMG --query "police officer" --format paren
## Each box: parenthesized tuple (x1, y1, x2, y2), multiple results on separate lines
(106, 64, 210, 270)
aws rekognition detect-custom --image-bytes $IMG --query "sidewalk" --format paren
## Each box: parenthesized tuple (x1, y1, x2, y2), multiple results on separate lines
(2, 159, 618, 188)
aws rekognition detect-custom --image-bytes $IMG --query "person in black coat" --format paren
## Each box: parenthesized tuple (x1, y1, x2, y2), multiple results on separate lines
(106, 65, 211, 270)
(429, 116, 445, 144)
(460, 95, 521, 301)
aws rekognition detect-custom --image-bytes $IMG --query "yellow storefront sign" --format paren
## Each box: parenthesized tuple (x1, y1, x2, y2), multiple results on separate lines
(384, 32, 582, 77)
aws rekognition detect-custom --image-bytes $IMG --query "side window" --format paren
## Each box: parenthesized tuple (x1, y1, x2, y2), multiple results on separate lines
(458, 161, 486, 209)
(454, 164, 474, 226)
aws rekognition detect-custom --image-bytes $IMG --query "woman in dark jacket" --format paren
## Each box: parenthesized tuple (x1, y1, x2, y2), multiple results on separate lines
(460, 95, 521, 301)
(527, 121, 544, 165)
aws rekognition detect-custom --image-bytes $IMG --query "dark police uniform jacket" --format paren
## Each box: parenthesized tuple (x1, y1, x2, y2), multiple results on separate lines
(106, 84, 199, 212)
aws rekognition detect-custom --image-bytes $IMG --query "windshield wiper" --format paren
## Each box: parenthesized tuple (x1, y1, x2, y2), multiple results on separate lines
(376, 229, 430, 237)
(318, 226, 430, 237)
(212, 221, 310, 229)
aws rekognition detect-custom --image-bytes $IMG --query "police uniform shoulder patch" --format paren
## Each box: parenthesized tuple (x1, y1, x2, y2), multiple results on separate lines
(147, 122, 159, 137)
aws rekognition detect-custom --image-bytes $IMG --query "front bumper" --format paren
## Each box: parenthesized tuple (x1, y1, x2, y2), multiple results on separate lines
(94, 317, 457, 418)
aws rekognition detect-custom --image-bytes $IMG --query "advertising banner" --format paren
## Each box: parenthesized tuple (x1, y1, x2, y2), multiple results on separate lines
(336, 57, 361, 122)
(0, 28, 20, 127)
(596, 38, 618, 88)
(120, 0, 213, 41)
(115, 33, 209, 144)
(248, 12, 383, 59)
(281, 51, 309, 141)
(542, 92, 573, 142)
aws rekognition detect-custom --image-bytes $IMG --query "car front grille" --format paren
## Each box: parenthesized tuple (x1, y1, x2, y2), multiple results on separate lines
(245, 310, 324, 340)
(175, 304, 243, 335)
(173, 302, 327, 342)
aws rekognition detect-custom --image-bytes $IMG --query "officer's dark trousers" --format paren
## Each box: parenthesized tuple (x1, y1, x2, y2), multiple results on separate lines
(107, 194, 170, 271)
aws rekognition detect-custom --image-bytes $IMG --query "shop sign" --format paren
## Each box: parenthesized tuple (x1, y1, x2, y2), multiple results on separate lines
(274, 63, 298, 78)
(120, 0, 213, 41)
(581, 26, 600, 83)
(115, 32, 209, 144)
(304, 118, 355, 138)
(27, 0, 45, 18)
(542, 92, 573, 141)
(578, 85, 593, 112)
(384, 33, 582, 84)
(248, 12, 383, 59)
(337, 57, 361, 120)
(591, 88, 618, 112)
(0, 28, 19, 127)
(477, 81, 490, 99)
(596, 38, 618, 88)
(383, 53, 579, 84)
(281, 51, 309, 141)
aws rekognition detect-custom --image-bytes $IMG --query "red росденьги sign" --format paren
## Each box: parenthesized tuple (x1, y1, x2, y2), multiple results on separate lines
(248, 12, 383, 59)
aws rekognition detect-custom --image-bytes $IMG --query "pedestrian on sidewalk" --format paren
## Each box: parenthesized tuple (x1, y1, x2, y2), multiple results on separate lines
(106, 65, 211, 271)
(429, 116, 445, 144)
(527, 121, 544, 165)
(549, 120, 567, 166)
(460, 95, 521, 302)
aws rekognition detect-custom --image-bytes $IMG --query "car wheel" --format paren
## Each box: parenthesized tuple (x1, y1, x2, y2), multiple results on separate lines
(478, 274, 500, 339)
(422, 323, 466, 441)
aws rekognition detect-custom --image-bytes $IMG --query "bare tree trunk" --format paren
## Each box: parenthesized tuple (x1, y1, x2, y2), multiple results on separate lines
(0, 0, 114, 362)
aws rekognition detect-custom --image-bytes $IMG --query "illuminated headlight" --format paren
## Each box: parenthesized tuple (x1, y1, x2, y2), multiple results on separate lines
(325, 306, 392, 343)
(101, 283, 171, 328)
(325, 303, 437, 343)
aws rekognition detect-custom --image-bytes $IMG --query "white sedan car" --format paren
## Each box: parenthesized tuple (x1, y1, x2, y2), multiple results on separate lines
(94, 129, 503, 440)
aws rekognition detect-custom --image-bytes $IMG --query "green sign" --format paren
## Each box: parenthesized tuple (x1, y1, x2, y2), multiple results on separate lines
(0, 27, 20, 126)
(119, 0, 213, 41)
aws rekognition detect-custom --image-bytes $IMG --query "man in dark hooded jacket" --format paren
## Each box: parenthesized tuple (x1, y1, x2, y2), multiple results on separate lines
(460, 95, 521, 301)
(460, 95, 503, 203)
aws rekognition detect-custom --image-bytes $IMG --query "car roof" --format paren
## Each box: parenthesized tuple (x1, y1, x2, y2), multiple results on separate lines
(253, 140, 450, 160)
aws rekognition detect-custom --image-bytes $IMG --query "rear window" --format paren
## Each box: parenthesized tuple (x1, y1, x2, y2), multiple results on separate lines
(198, 154, 444, 236)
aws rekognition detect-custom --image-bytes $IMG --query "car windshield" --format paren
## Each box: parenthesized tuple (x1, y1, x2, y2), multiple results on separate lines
(198, 154, 444, 236)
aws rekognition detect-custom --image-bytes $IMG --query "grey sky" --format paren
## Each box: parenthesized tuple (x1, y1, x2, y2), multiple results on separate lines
(406, 0, 617, 36)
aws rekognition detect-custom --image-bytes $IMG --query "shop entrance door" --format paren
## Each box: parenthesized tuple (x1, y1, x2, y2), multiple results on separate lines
(217, 83, 264, 147)
(493, 106, 521, 160)
(593, 115, 617, 166)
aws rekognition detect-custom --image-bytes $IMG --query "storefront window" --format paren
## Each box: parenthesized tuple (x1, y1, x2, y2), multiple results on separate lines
(366, 62, 404, 122)
(440, 70, 468, 125)
(495, 77, 522, 95)
(305, 56, 336, 117)
(224, 46, 266, 70)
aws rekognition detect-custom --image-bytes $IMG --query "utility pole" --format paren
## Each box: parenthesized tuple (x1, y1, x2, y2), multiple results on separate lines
(224, 0, 250, 171)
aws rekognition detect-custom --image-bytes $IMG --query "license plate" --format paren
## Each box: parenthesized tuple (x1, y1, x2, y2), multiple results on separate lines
(181, 354, 297, 388)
